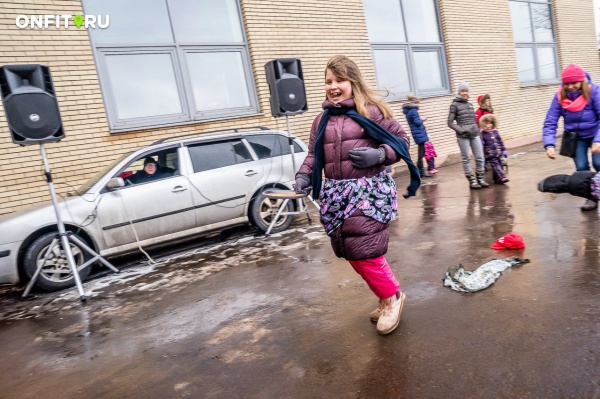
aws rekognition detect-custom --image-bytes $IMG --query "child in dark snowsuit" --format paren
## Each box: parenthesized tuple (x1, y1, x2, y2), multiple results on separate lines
(480, 114, 509, 184)
(538, 171, 600, 204)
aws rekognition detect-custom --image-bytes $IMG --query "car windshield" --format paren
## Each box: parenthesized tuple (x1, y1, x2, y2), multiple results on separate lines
(73, 151, 132, 195)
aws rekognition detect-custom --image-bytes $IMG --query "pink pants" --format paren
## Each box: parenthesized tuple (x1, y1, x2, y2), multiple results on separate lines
(348, 256, 400, 299)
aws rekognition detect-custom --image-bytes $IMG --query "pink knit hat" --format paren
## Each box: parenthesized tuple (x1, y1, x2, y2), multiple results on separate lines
(561, 64, 585, 84)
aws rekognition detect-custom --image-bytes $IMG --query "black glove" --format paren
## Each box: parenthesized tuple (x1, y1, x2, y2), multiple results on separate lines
(294, 174, 311, 195)
(348, 147, 386, 169)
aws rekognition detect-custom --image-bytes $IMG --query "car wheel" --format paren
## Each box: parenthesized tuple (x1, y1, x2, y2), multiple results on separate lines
(249, 193, 294, 234)
(23, 232, 92, 292)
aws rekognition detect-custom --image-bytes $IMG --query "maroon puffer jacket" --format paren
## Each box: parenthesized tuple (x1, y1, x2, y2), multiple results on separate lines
(297, 99, 409, 260)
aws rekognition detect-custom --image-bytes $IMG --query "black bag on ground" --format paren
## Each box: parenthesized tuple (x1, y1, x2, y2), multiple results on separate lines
(559, 130, 578, 158)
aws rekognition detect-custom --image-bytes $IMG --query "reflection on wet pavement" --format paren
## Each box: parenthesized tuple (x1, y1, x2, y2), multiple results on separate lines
(1, 145, 599, 399)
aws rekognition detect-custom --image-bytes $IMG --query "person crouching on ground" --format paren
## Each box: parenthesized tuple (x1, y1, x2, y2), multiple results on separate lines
(542, 63, 600, 211)
(403, 93, 432, 177)
(538, 170, 600, 206)
(480, 114, 509, 184)
(294, 55, 420, 335)
(448, 82, 488, 189)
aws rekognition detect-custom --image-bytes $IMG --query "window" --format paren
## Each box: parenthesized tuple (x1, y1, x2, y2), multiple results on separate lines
(118, 147, 179, 185)
(188, 140, 252, 173)
(83, 0, 258, 131)
(245, 135, 304, 160)
(363, 0, 450, 99)
(509, 0, 559, 84)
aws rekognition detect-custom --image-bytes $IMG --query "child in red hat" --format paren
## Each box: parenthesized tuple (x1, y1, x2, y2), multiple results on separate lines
(475, 93, 493, 125)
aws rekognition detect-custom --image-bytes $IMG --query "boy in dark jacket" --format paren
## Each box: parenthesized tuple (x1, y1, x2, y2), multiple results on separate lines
(402, 93, 432, 177)
(480, 114, 509, 184)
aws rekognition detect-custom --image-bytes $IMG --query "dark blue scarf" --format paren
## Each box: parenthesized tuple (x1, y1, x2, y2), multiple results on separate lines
(312, 107, 420, 199)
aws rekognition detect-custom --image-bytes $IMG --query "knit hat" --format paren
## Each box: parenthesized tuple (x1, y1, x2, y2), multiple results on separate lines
(406, 93, 420, 103)
(478, 94, 490, 106)
(490, 233, 525, 250)
(561, 64, 585, 84)
(458, 82, 469, 93)
(144, 157, 158, 166)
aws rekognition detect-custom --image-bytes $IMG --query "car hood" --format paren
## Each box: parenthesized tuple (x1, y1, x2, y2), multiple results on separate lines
(0, 195, 95, 244)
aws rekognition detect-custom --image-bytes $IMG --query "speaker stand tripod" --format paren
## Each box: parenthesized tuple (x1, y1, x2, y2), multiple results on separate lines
(261, 115, 320, 236)
(285, 115, 297, 173)
(22, 144, 119, 301)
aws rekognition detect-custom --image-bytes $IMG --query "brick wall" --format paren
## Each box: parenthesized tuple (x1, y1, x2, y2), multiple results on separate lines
(0, 0, 598, 215)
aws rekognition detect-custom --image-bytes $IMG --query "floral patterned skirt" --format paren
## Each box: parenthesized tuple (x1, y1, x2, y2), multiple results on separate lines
(319, 171, 398, 236)
(591, 172, 600, 200)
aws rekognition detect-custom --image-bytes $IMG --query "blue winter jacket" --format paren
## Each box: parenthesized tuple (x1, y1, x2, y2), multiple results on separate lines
(402, 103, 429, 144)
(543, 73, 600, 147)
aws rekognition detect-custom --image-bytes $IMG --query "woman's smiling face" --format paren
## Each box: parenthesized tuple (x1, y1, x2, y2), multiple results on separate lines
(325, 69, 352, 103)
(563, 81, 582, 93)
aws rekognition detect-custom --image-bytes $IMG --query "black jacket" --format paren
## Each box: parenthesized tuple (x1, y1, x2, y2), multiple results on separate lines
(448, 97, 480, 138)
(127, 169, 170, 185)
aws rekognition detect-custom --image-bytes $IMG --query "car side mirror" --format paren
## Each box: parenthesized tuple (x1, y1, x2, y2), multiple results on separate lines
(106, 177, 125, 190)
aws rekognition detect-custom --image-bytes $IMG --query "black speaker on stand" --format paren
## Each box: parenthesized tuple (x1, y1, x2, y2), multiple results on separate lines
(0, 64, 118, 301)
(264, 58, 308, 118)
(264, 58, 308, 174)
(0, 64, 64, 145)
(263, 59, 317, 229)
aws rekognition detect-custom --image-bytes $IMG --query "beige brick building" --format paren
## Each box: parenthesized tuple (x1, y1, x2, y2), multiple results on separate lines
(0, 0, 598, 215)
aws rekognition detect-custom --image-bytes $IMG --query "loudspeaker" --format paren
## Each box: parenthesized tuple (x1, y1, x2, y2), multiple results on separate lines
(0, 64, 64, 145)
(265, 58, 308, 117)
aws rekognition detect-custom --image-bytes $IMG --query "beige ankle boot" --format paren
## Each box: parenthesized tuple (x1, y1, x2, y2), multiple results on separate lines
(376, 292, 406, 335)
(370, 299, 385, 321)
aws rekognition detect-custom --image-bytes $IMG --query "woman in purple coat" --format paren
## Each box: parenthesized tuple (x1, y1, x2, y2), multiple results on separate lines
(543, 63, 600, 211)
(294, 55, 419, 335)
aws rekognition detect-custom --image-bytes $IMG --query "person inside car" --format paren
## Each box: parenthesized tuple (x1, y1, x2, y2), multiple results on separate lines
(126, 157, 169, 185)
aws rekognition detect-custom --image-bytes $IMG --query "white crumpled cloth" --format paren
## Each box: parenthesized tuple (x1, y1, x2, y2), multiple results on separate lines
(443, 257, 530, 293)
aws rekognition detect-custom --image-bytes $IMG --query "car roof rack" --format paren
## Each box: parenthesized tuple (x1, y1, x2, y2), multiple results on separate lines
(151, 126, 271, 145)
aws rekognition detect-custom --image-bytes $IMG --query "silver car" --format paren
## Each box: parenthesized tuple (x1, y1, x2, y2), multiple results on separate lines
(0, 128, 307, 291)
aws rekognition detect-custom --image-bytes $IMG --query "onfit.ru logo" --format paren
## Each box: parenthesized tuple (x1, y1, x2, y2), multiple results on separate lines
(15, 14, 110, 29)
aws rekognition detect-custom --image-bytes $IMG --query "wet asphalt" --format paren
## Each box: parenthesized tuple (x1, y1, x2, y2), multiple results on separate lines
(0, 144, 599, 399)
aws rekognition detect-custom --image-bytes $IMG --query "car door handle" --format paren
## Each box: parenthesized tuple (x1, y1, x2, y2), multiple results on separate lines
(172, 185, 188, 193)
(245, 170, 258, 176)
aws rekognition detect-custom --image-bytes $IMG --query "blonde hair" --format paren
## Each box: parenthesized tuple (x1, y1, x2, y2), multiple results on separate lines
(406, 93, 419, 103)
(325, 55, 393, 119)
(560, 82, 591, 103)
